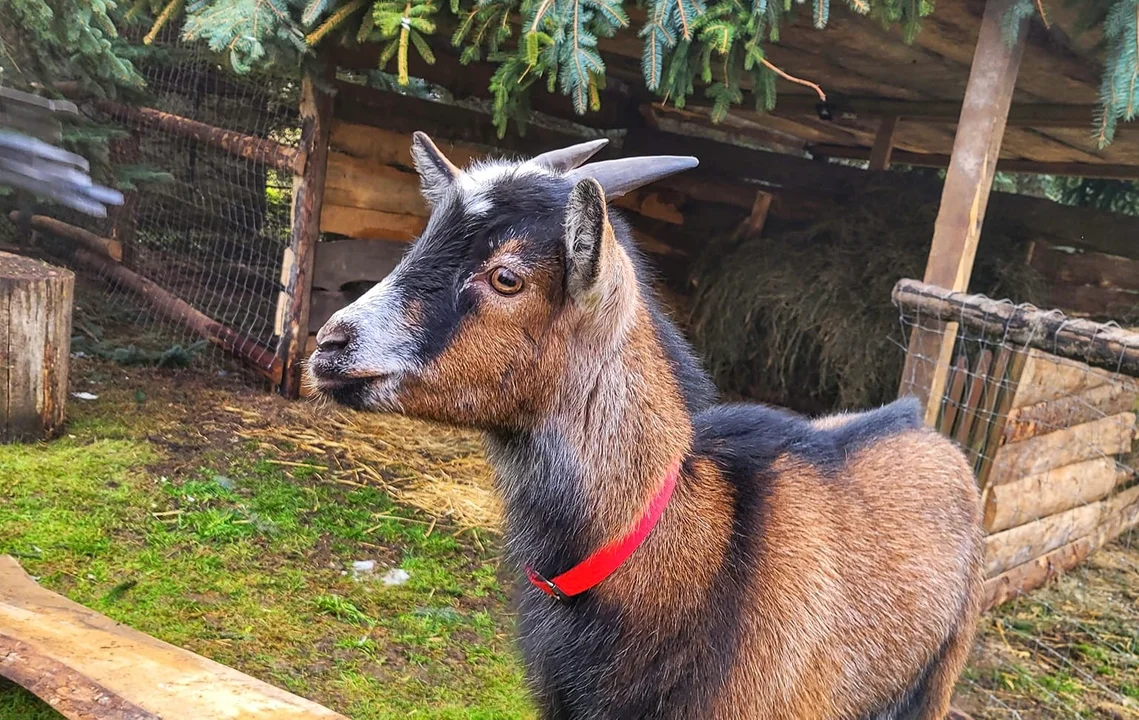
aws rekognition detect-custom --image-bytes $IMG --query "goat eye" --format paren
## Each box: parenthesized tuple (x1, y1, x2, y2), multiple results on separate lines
(489, 267, 524, 295)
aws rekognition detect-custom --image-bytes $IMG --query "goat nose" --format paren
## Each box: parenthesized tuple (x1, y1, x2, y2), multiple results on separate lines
(316, 322, 353, 353)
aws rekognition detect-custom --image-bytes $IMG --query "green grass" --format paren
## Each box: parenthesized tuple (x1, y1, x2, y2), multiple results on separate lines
(0, 396, 532, 719)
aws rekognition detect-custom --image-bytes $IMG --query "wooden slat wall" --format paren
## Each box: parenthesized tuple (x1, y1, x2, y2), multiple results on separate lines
(945, 346, 1139, 608)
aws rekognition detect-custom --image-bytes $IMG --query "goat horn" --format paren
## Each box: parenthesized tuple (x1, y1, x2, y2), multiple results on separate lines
(565, 156, 699, 199)
(530, 138, 610, 172)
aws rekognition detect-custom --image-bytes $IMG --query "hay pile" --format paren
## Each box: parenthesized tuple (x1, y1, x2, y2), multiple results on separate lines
(230, 406, 502, 533)
(688, 183, 1045, 413)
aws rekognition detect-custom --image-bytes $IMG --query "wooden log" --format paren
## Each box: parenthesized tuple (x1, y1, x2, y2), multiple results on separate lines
(1011, 349, 1112, 409)
(278, 71, 334, 399)
(323, 157, 427, 217)
(982, 537, 1093, 611)
(987, 412, 1136, 486)
(0, 252, 73, 443)
(69, 249, 281, 382)
(93, 98, 300, 174)
(892, 279, 1139, 379)
(320, 204, 425, 241)
(982, 485, 1139, 609)
(7, 211, 123, 262)
(1004, 381, 1139, 443)
(982, 457, 1129, 533)
(897, 0, 1028, 425)
(0, 555, 348, 720)
(983, 500, 1103, 577)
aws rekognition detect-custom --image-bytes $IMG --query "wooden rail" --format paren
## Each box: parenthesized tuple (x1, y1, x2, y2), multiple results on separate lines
(892, 278, 1139, 378)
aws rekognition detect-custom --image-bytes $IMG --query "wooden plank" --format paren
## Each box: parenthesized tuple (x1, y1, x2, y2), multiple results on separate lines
(867, 115, 898, 170)
(772, 95, 1103, 128)
(324, 155, 428, 217)
(955, 349, 993, 451)
(965, 347, 1011, 468)
(983, 457, 1129, 533)
(320, 204, 425, 241)
(278, 71, 334, 399)
(987, 411, 1136, 487)
(0, 556, 348, 720)
(1004, 381, 1139, 443)
(1045, 282, 1139, 320)
(814, 145, 1139, 180)
(939, 355, 970, 436)
(312, 238, 406, 291)
(898, 0, 1029, 425)
(976, 349, 1028, 490)
(1031, 243, 1139, 289)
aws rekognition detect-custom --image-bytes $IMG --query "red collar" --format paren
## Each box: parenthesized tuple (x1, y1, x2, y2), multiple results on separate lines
(525, 459, 681, 601)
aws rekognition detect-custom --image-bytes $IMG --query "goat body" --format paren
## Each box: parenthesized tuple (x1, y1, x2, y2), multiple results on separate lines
(307, 134, 985, 720)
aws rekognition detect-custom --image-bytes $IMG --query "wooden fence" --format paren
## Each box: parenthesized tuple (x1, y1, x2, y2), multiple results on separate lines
(894, 278, 1139, 610)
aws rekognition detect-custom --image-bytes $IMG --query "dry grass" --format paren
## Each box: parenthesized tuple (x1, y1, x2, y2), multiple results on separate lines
(957, 538, 1139, 718)
(229, 405, 503, 534)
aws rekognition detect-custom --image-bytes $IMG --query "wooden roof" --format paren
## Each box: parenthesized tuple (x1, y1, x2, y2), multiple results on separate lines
(333, 1, 1138, 176)
(594, 1, 1132, 173)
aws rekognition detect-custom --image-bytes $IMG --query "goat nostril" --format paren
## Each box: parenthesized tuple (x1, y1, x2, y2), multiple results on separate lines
(315, 324, 352, 354)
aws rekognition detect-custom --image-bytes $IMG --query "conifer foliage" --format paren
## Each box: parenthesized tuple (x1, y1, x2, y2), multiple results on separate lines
(6, 0, 1139, 147)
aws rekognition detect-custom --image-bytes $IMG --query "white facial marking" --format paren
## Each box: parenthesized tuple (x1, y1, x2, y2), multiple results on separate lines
(323, 264, 421, 378)
(456, 160, 559, 217)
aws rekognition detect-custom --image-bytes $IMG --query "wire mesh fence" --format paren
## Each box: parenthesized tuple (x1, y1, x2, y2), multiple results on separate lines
(895, 279, 1139, 718)
(1, 20, 300, 382)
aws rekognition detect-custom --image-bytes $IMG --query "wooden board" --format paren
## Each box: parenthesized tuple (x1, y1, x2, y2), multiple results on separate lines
(982, 457, 1129, 533)
(1003, 381, 1139, 444)
(312, 239, 406, 291)
(986, 411, 1136, 486)
(0, 555, 348, 720)
(320, 204, 424, 241)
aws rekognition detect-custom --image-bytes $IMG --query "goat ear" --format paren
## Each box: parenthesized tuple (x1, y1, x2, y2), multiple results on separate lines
(410, 131, 460, 206)
(564, 177, 616, 302)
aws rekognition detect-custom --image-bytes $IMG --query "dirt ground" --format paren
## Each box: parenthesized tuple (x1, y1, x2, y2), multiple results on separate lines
(1, 278, 1137, 718)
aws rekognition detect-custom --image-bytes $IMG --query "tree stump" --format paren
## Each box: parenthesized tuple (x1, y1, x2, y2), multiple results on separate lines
(0, 252, 74, 442)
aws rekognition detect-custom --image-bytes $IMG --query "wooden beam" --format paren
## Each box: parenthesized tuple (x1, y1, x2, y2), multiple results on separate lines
(899, 0, 1028, 425)
(91, 98, 300, 173)
(892, 279, 1139, 378)
(771, 94, 1104, 129)
(0, 555, 348, 720)
(8, 212, 122, 261)
(278, 69, 334, 398)
(815, 144, 1139, 180)
(867, 115, 898, 170)
(67, 249, 281, 382)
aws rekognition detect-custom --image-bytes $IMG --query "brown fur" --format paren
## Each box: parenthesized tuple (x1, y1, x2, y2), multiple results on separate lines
(308, 140, 985, 720)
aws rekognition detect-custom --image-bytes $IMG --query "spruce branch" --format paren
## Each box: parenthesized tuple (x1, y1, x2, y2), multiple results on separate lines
(306, 0, 368, 44)
(144, 0, 186, 44)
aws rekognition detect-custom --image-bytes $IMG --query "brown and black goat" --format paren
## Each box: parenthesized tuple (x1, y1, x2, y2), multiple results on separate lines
(307, 133, 985, 720)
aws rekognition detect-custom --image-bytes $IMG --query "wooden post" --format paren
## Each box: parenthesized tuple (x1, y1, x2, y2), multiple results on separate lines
(278, 68, 334, 398)
(0, 252, 74, 443)
(898, 0, 1028, 425)
(867, 115, 898, 170)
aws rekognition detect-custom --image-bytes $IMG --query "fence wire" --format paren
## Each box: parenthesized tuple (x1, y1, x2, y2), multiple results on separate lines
(1, 20, 299, 381)
(896, 283, 1139, 719)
